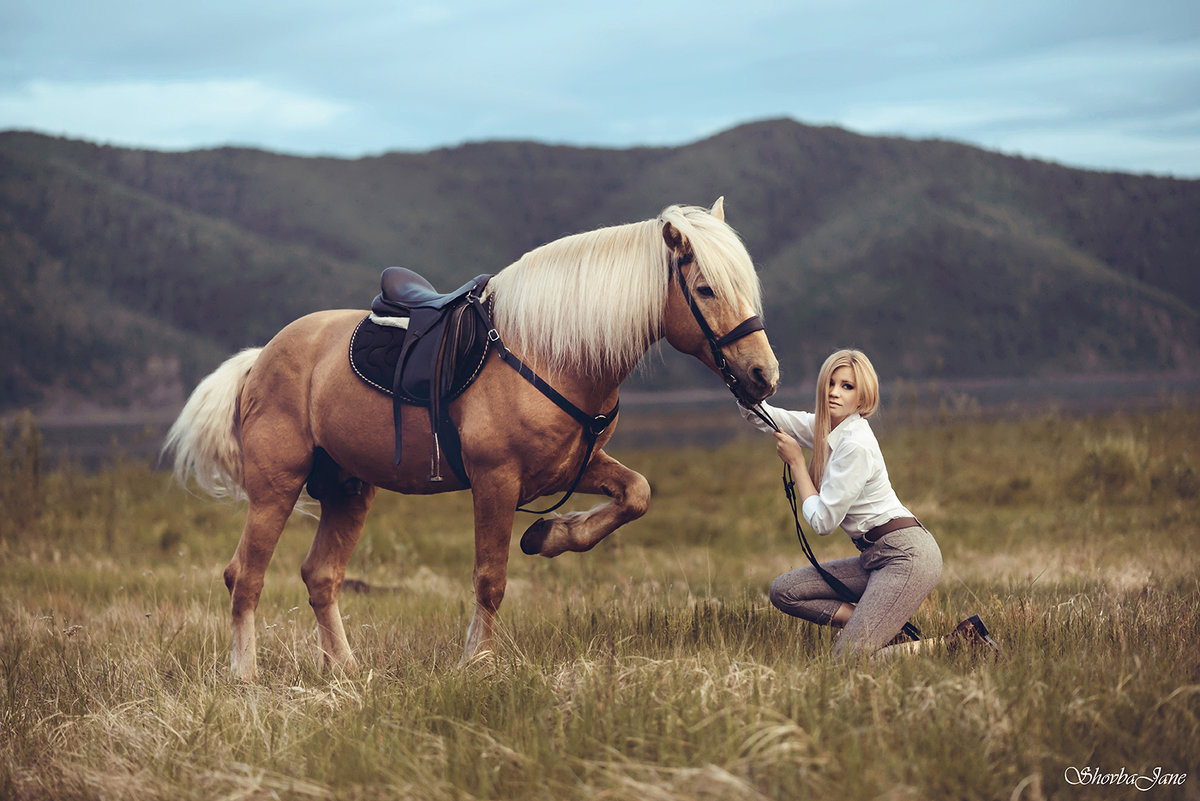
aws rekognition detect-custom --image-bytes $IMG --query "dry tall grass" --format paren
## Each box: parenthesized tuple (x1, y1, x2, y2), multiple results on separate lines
(1, 406, 1198, 799)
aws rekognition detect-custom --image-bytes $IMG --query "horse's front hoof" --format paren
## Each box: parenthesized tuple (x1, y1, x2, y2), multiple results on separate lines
(520, 518, 550, 555)
(321, 654, 361, 676)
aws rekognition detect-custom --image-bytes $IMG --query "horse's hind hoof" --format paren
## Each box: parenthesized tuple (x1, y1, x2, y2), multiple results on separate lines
(520, 518, 550, 555)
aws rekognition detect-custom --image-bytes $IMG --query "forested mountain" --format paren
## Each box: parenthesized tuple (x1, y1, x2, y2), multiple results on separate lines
(1, 118, 1197, 413)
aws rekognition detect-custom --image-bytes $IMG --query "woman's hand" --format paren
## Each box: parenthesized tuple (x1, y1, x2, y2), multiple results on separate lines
(774, 431, 819, 503)
(774, 431, 807, 470)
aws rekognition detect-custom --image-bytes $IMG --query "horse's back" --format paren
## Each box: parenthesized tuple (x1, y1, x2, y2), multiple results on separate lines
(261, 309, 366, 358)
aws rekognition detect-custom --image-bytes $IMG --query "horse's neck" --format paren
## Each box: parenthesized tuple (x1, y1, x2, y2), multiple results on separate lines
(488, 222, 666, 386)
(543, 366, 626, 416)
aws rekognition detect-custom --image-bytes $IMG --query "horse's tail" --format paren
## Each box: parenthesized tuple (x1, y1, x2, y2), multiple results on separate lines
(163, 347, 262, 501)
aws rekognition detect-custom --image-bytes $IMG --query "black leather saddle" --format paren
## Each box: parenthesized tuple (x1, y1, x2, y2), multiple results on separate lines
(373, 267, 489, 314)
(349, 267, 494, 483)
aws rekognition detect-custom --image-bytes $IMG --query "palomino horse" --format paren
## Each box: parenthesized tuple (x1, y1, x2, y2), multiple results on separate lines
(165, 198, 778, 679)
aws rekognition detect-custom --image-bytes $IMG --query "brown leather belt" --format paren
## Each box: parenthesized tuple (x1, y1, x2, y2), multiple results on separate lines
(863, 516, 922, 544)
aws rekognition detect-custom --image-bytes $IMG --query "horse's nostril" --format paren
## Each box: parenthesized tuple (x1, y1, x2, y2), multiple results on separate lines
(750, 364, 779, 397)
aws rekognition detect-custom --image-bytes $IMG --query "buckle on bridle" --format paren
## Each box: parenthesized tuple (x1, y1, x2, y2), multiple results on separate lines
(588, 414, 611, 437)
(672, 252, 765, 403)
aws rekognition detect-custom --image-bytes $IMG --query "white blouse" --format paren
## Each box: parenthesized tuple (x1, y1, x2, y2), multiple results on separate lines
(740, 401, 913, 538)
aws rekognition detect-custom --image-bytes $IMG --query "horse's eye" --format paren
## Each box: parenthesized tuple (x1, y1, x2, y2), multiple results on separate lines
(697, 286, 716, 299)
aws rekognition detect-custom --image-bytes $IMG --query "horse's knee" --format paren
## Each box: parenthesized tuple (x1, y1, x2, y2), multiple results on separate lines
(306, 584, 338, 610)
(223, 562, 237, 593)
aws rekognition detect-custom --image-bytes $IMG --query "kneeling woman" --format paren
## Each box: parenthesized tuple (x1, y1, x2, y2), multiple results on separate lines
(743, 349, 989, 660)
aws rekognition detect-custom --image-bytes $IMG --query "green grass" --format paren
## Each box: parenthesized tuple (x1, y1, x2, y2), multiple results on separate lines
(1, 407, 1198, 800)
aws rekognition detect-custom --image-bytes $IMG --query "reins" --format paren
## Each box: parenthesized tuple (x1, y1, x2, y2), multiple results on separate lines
(673, 253, 922, 643)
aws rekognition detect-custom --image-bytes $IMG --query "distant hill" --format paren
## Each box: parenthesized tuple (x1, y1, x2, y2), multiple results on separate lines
(1, 119, 1197, 414)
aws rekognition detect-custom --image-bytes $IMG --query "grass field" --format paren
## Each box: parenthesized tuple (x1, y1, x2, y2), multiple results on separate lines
(1, 405, 1198, 800)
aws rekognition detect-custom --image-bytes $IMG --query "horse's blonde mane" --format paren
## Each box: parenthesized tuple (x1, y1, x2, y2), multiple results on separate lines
(487, 204, 762, 380)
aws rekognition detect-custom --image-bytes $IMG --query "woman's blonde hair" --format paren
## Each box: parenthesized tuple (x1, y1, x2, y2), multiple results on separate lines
(809, 349, 880, 487)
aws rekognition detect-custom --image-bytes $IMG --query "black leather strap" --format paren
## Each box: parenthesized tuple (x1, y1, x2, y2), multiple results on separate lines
(390, 306, 443, 465)
(468, 292, 617, 514)
(713, 315, 764, 347)
(493, 345, 618, 435)
(671, 255, 763, 396)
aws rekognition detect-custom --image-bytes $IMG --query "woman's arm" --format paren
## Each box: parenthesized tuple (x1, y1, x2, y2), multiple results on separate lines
(741, 401, 816, 448)
(804, 443, 870, 535)
(776, 433, 869, 535)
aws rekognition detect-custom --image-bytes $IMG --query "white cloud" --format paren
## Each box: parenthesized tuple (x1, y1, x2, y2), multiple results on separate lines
(0, 79, 350, 150)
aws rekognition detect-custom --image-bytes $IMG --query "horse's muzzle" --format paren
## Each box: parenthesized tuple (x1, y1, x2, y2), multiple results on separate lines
(735, 362, 779, 405)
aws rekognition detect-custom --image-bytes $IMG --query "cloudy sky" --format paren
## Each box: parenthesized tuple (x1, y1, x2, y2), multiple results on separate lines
(2, 0, 1198, 176)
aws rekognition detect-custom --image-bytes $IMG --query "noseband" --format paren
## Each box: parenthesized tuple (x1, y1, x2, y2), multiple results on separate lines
(671, 252, 765, 397)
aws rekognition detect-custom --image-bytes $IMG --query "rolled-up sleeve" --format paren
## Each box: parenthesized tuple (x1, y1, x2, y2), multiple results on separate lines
(738, 401, 815, 448)
(737, 400, 777, 434)
(801, 443, 869, 535)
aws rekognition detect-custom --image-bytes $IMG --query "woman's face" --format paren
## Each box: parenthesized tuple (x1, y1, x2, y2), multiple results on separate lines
(826, 365, 860, 427)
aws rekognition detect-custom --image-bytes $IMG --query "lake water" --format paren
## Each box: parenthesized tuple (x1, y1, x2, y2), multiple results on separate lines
(14, 373, 1200, 470)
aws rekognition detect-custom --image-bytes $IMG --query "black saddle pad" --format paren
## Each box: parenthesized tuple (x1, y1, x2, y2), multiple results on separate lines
(348, 312, 489, 404)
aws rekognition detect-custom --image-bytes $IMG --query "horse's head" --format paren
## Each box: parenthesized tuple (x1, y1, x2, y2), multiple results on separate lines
(661, 198, 779, 405)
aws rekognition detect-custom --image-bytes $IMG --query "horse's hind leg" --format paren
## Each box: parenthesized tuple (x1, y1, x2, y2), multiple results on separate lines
(301, 483, 377, 673)
(224, 429, 310, 680)
(225, 496, 302, 680)
(519, 449, 651, 558)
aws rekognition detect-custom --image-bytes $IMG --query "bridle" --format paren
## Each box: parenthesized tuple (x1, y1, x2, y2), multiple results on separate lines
(670, 251, 766, 400)
(672, 250, 922, 643)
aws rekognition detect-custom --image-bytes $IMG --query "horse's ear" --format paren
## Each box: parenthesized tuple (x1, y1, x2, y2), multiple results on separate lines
(710, 196, 725, 221)
(662, 221, 692, 259)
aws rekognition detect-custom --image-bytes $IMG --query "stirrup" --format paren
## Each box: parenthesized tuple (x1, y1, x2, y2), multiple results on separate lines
(428, 433, 444, 482)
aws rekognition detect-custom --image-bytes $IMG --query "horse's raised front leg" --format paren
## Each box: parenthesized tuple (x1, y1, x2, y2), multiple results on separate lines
(519, 449, 651, 558)
(301, 483, 378, 674)
(463, 473, 520, 664)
